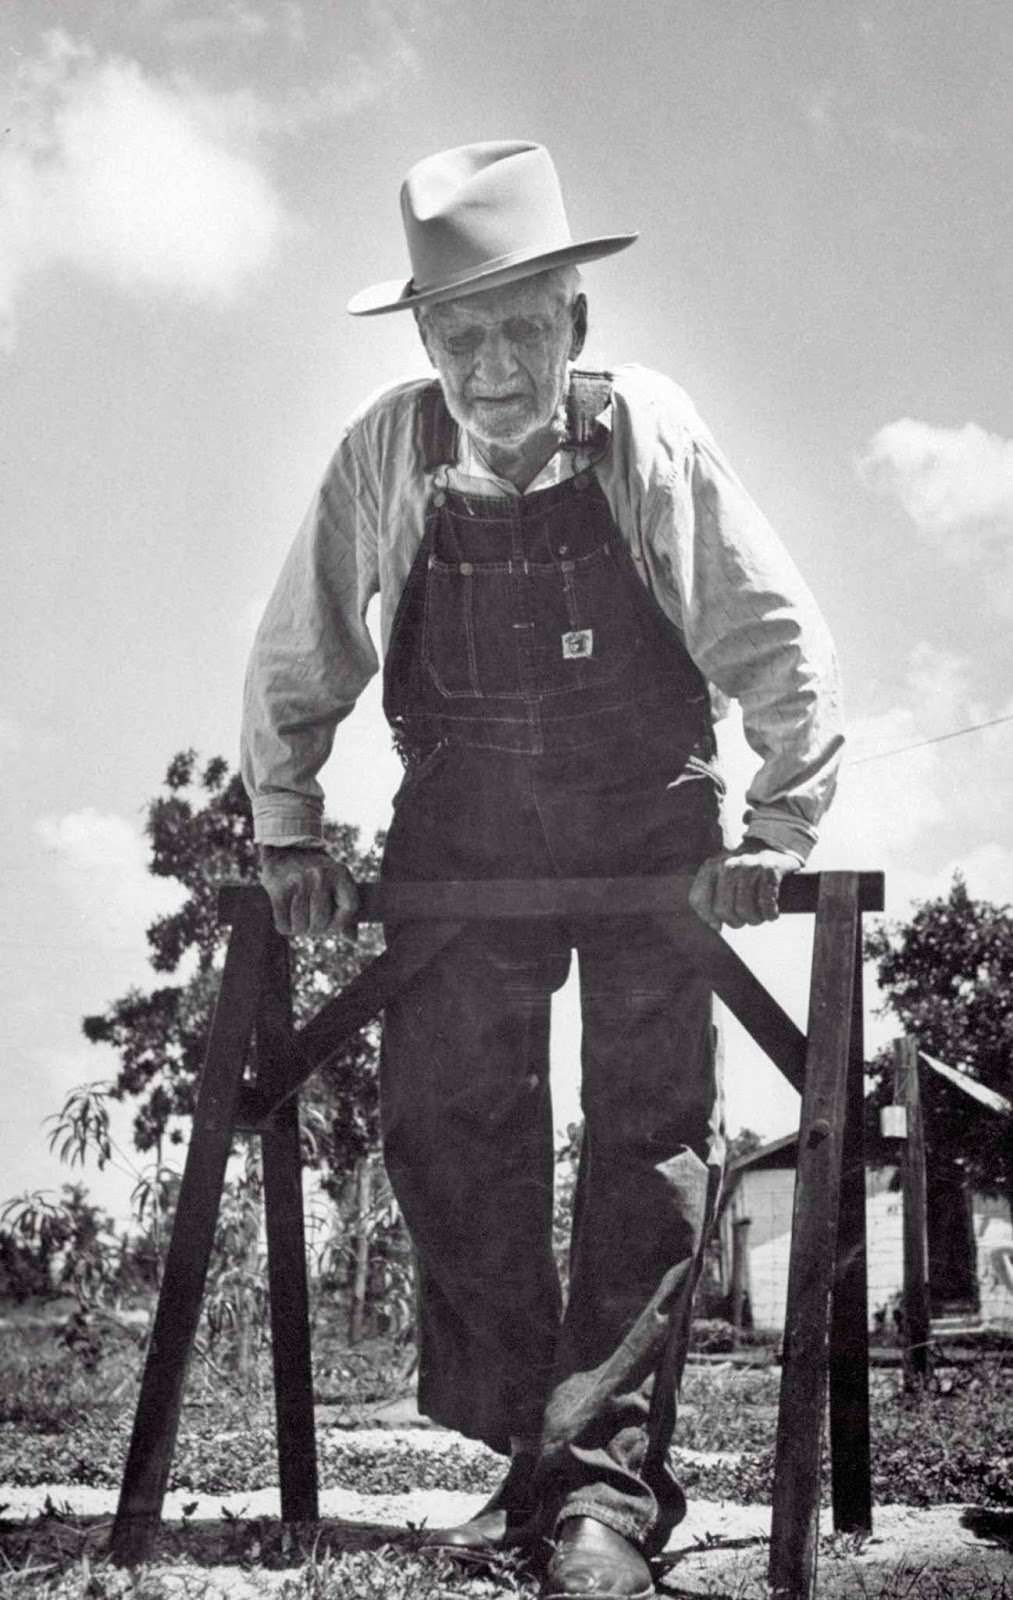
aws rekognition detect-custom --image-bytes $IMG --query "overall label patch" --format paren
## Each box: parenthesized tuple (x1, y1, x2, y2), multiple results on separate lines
(561, 629, 594, 659)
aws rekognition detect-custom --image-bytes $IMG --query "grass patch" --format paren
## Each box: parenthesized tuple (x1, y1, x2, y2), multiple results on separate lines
(1, 1309, 1012, 1594)
(1, 1322, 1011, 1507)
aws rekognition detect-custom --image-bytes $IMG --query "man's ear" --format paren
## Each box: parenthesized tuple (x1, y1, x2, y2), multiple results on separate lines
(569, 294, 588, 360)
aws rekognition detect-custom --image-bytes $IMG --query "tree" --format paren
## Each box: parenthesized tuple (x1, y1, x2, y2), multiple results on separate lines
(0, 1183, 119, 1309)
(80, 751, 404, 1338)
(865, 873, 1013, 1212)
(83, 751, 384, 1164)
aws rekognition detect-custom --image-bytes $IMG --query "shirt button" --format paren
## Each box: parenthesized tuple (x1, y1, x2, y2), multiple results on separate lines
(459, 561, 474, 575)
(558, 544, 569, 555)
(432, 489, 447, 508)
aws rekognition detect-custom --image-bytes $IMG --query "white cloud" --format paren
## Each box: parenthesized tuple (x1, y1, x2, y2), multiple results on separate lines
(858, 417, 1013, 550)
(0, 32, 286, 345)
(34, 807, 186, 952)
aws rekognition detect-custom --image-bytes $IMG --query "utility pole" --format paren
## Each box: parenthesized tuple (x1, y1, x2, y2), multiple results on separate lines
(730, 1215, 752, 1338)
(891, 1037, 931, 1389)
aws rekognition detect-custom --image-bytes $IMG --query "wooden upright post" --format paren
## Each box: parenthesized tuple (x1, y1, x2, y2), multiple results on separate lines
(111, 891, 273, 1565)
(828, 922, 872, 1531)
(893, 1037, 931, 1389)
(730, 1216, 752, 1335)
(769, 874, 859, 1600)
(258, 927, 319, 1525)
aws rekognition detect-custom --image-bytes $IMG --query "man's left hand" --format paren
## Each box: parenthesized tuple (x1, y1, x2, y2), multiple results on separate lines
(689, 843, 800, 930)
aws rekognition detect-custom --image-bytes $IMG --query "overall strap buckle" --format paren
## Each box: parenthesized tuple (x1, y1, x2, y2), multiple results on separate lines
(566, 369, 613, 447)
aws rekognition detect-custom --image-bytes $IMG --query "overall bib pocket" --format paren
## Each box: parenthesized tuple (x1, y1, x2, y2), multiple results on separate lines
(421, 543, 642, 702)
(422, 559, 518, 699)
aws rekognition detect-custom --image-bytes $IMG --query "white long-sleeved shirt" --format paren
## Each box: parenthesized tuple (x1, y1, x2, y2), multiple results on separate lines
(241, 364, 844, 862)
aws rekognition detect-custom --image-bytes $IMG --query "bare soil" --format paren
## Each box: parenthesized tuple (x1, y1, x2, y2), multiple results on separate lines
(3, 1425, 1010, 1597)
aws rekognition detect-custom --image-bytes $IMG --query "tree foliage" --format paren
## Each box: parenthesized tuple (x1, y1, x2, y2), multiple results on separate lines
(864, 873, 1013, 1204)
(82, 750, 386, 1188)
(0, 1183, 119, 1307)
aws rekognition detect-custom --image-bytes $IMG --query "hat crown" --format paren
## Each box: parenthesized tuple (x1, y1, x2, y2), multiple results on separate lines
(347, 139, 636, 315)
(400, 141, 573, 293)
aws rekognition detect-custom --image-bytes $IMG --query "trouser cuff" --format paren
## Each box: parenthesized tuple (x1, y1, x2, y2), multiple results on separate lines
(554, 1501, 652, 1549)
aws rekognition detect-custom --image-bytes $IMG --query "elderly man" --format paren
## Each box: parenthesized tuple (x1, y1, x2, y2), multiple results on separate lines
(242, 142, 842, 1599)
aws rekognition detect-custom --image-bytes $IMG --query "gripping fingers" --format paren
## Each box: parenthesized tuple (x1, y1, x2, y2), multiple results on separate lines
(288, 874, 312, 937)
(690, 853, 787, 929)
(689, 857, 724, 929)
(262, 851, 357, 940)
(333, 872, 360, 942)
(720, 862, 782, 927)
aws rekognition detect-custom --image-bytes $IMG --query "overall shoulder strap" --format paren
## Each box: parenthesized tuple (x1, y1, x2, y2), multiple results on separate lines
(417, 382, 459, 470)
(567, 369, 613, 446)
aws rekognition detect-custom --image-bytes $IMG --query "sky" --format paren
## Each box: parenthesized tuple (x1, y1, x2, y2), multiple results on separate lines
(2, 0, 1012, 1229)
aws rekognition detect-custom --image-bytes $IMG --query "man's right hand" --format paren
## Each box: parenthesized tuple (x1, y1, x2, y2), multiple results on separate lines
(258, 846, 359, 940)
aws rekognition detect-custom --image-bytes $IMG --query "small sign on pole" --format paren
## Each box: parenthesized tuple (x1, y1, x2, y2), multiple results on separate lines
(880, 1104, 908, 1139)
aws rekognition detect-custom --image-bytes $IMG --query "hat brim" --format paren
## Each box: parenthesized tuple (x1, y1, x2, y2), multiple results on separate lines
(346, 232, 638, 317)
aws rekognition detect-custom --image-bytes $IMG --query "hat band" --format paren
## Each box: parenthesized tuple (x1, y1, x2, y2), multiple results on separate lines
(411, 235, 574, 295)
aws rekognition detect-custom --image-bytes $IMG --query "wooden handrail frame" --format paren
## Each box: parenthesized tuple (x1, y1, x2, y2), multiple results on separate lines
(111, 869, 879, 1594)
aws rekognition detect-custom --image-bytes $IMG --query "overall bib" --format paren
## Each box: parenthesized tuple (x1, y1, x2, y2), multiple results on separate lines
(379, 374, 725, 1549)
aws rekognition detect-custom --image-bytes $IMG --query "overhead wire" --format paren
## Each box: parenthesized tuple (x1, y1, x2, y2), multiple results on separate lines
(846, 710, 1013, 767)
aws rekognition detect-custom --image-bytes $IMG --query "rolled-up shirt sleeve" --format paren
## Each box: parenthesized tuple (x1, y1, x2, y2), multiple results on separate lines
(241, 429, 382, 844)
(673, 430, 844, 862)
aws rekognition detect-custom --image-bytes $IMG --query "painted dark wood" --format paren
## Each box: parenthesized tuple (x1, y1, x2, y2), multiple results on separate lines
(829, 923, 873, 1531)
(257, 928, 319, 1525)
(769, 874, 860, 1599)
(245, 920, 466, 1117)
(667, 916, 808, 1092)
(218, 870, 885, 927)
(111, 891, 273, 1564)
(114, 870, 882, 1573)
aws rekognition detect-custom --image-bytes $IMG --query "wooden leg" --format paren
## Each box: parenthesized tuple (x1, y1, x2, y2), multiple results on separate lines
(829, 924, 872, 1532)
(111, 891, 273, 1565)
(257, 929, 319, 1525)
(768, 874, 859, 1599)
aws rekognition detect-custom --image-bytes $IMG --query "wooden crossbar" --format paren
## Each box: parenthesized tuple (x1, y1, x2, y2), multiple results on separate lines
(111, 871, 881, 1599)
(219, 872, 884, 925)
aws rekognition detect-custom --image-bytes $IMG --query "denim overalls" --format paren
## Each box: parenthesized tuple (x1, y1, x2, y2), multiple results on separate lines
(379, 374, 725, 1550)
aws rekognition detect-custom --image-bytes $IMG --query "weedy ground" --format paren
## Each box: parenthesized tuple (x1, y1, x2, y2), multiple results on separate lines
(0, 1308, 1010, 1597)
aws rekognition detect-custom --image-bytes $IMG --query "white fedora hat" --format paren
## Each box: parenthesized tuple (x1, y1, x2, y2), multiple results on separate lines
(347, 140, 637, 317)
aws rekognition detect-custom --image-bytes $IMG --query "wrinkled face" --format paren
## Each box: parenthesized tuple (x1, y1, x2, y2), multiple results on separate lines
(418, 274, 584, 449)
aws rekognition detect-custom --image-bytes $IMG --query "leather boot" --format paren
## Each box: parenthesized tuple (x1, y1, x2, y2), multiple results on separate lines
(542, 1516, 654, 1599)
(420, 1452, 537, 1556)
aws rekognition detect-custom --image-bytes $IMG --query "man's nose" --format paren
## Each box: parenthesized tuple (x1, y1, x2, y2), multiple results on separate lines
(474, 329, 518, 384)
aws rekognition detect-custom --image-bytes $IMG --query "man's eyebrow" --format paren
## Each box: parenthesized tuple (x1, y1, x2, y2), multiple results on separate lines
(432, 316, 481, 337)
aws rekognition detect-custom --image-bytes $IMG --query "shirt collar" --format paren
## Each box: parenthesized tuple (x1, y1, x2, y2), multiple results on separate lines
(452, 371, 612, 497)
